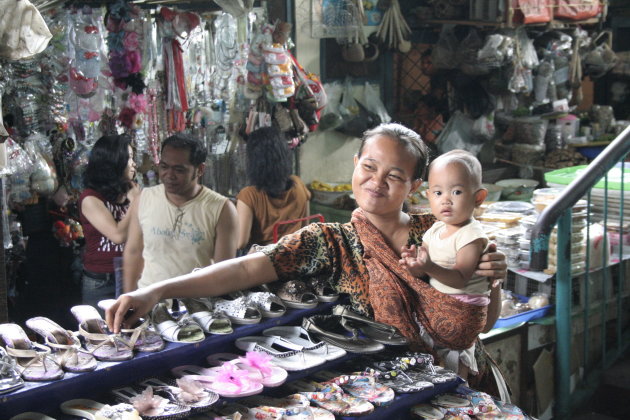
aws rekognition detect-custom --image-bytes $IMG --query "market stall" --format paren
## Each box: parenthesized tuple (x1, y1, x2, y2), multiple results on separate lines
(0, 0, 628, 419)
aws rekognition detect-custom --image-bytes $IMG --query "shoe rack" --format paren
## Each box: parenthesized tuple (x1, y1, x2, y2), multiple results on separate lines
(1, 299, 461, 419)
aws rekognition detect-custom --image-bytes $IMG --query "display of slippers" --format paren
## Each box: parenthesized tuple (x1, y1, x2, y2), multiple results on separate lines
(332, 305, 409, 346)
(234, 336, 326, 371)
(262, 326, 347, 361)
(206, 351, 288, 387)
(179, 298, 232, 335)
(360, 358, 435, 393)
(286, 379, 375, 417)
(240, 393, 336, 420)
(302, 315, 385, 354)
(151, 302, 205, 343)
(98, 300, 165, 353)
(0, 323, 64, 381)
(137, 377, 219, 413)
(170, 364, 264, 398)
(322, 373, 395, 407)
(71, 305, 134, 362)
(0, 346, 24, 394)
(25, 316, 97, 373)
(60, 398, 139, 420)
(272, 280, 318, 309)
(111, 386, 191, 420)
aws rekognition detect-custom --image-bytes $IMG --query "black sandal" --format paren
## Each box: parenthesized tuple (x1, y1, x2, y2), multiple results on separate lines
(302, 315, 384, 354)
(332, 305, 409, 346)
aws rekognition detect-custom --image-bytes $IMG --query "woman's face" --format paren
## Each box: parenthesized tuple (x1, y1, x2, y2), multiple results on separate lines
(353, 135, 422, 219)
(123, 145, 136, 181)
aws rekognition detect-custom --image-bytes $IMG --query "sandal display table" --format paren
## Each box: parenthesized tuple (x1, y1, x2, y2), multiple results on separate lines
(1, 300, 460, 419)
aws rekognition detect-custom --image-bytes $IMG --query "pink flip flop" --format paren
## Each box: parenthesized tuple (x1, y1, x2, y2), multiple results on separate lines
(206, 351, 288, 387)
(170, 364, 263, 398)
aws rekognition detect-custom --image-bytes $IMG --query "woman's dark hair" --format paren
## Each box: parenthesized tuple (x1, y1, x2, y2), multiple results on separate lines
(161, 133, 207, 166)
(246, 126, 293, 197)
(84, 134, 133, 202)
(358, 123, 429, 180)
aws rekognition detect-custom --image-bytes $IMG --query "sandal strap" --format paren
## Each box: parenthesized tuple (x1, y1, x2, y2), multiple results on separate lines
(119, 318, 149, 349)
(78, 324, 133, 353)
(6, 343, 55, 371)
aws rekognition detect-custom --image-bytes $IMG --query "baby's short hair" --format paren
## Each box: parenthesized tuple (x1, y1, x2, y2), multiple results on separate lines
(430, 149, 483, 189)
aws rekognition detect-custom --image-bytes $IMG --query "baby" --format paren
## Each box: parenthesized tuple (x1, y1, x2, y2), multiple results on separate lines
(400, 149, 489, 381)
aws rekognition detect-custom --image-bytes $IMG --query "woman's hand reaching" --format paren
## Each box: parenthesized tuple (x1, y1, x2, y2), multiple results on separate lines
(105, 288, 159, 333)
(476, 242, 507, 286)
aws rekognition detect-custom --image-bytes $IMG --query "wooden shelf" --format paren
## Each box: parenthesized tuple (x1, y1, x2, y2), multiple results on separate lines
(418, 17, 602, 29)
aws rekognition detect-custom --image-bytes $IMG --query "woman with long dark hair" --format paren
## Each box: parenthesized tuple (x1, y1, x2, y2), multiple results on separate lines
(79, 134, 139, 306)
(236, 126, 311, 250)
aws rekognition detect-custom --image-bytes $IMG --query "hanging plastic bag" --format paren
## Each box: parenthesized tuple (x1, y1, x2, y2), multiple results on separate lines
(583, 31, 618, 79)
(458, 28, 490, 76)
(339, 77, 359, 119)
(432, 26, 459, 70)
(5, 138, 34, 205)
(437, 111, 485, 157)
(362, 82, 391, 123)
(472, 112, 496, 141)
(318, 81, 343, 131)
(336, 78, 381, 138)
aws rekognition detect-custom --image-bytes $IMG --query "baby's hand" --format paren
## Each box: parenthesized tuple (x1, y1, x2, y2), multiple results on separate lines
(400, 245, 432, 277)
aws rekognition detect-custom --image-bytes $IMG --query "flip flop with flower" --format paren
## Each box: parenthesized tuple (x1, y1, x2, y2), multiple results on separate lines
(137, 377, 219, 413)
(206, 351, 288, 388)
(171, 363, 263, 398)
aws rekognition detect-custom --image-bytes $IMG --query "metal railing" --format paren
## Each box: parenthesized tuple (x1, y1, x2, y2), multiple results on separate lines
(529, 124, 630, 419)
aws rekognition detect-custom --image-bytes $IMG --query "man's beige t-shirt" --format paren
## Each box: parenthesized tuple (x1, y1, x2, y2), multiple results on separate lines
(137, 184, 227, 289)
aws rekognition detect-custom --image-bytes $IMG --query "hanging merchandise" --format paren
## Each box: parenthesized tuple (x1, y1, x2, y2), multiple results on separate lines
(289, 51, 327, 131)
(0, 0, 52, 61)
(158, 7, 201, 132)
(106, 1, 149, 133)
(508, 28, 538, 94)
(375, 0, 411, 53)
(24, 133, 58, 197)
(262, 42, 295, 102)
(318, 81, 343, 131)
(361, 82, 391, 124)
(511, 0, 552, 24)
(336, 77, 380, 138)
(432, 25, 459, 70)
(583, 30, 618, 79)
(4, 139, 35, 205)
(555, 0, 601, 21)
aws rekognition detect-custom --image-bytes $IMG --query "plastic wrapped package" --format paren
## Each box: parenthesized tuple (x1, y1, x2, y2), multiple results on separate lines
(5, 139, 34, 204)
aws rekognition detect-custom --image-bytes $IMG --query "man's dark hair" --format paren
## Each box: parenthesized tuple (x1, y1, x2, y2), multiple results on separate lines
(161, 133, 207, 166)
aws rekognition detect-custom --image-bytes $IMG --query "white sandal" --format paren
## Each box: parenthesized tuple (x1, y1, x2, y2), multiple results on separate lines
(234, 336, 325, 371)
(245, 292, 286, 318)
(179, 298, 232, 335)
(207, 296, 262, 325)
(151, 302, 205, 343)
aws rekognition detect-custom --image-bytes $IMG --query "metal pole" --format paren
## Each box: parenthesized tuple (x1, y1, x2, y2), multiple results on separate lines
(555, 208, 573, 418)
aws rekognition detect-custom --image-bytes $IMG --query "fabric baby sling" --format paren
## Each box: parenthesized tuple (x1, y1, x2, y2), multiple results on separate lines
(351, 208, 487, 353)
